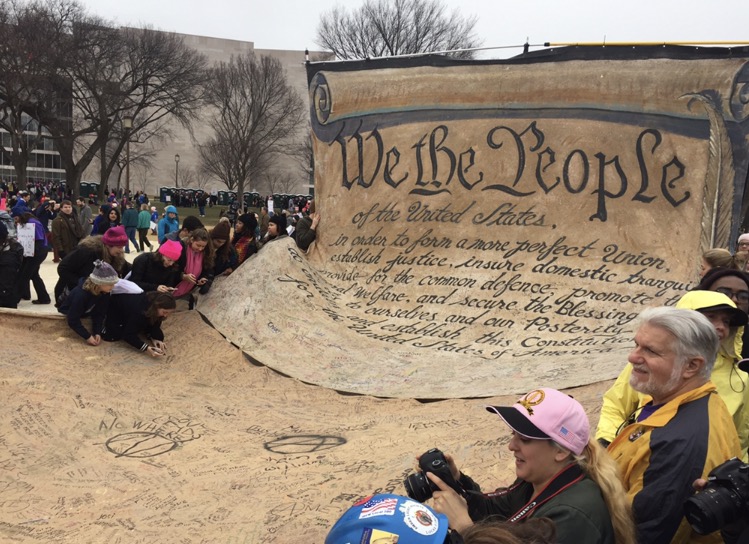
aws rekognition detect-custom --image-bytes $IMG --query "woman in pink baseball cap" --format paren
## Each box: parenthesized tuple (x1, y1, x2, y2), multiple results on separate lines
(422, 388, 635, 544)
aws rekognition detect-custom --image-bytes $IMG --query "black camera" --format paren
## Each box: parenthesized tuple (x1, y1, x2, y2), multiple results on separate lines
(404, 448, 463, 503)
(684, 457, 749, 535)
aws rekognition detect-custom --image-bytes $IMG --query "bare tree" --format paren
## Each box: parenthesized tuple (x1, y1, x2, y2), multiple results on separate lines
(0, 4, 126, 198)
(113, 138, 157, 192)
(133, 162, 152, 194)
(178, 165, 196, 189)
(198, 137, 238, 191)
(263, 171, 297, 195)
(194, 167, 212, 191)
(198, 51, 304, 200)
(316, 0, 481, 60)
(0, 0, 82, 188)
(90, 26, 207, 200)
(289, 127, 314, 182)
(14, 2, 209, 199)
(188, 165, 211, 191)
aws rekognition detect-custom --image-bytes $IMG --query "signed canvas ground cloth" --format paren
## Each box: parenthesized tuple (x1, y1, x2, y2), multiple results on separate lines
(200, 46, 749, 398)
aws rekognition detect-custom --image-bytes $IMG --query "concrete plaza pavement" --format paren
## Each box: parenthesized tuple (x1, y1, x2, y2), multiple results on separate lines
(12, 235, 148, 318)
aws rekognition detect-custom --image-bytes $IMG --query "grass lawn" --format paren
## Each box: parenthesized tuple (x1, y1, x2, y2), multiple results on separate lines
(80, 202, 268, 250)
(151, 203, 262, 228)
(83, 201, 264, 231)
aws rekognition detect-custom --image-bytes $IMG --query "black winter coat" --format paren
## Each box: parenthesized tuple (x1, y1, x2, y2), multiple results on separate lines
(57, 238, 130, 290)
(102, 293, 164, 352)
(129, 253, 181, 292)
(58, 278, 109, 339)
(0, 241, 23, 307)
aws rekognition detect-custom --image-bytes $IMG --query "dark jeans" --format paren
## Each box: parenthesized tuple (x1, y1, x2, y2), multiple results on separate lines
(137, 228, 152, 251)
(18, 243, 49, 302)
(125, 226, 138, 253)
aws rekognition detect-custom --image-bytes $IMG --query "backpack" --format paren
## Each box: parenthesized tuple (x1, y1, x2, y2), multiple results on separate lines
(0, 210, 16, 239)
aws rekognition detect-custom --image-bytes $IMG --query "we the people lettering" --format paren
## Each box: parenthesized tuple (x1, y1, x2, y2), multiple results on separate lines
(333, 122, 689, 222)
(195, 55, 749, 398)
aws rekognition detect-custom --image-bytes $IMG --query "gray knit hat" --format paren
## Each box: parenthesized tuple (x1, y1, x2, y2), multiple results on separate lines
(89, 259, 119, 286)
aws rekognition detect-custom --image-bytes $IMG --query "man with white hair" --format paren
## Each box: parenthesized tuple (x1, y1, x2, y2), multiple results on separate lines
(607, 307, 741, 544)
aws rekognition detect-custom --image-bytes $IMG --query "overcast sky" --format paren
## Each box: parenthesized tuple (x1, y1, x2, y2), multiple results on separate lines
(78, 0, 747, 58)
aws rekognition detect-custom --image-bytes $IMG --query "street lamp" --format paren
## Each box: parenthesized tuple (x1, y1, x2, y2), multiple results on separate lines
(123, 116, 132, 198)
(174, 154, 180, 188)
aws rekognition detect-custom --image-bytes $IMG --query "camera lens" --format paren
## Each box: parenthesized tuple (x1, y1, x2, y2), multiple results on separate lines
(404, 472, 434, 503)
(684, 487, 744, 535)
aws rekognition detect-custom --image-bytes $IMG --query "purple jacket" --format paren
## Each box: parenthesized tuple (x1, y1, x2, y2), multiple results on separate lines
(28, 217, 49, 247)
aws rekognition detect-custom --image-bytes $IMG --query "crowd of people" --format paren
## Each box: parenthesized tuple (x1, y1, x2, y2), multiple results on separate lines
(4, 183, 749, 543)
(1, 180, 72, 205)
(0, 187, 321, 355)
(330, 298, 749, 543)
(326, 245, 749, 543)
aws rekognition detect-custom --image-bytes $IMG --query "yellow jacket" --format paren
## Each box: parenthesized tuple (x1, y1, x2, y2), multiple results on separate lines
(608, 381, 741, 544)
(596, 291, 749, 456)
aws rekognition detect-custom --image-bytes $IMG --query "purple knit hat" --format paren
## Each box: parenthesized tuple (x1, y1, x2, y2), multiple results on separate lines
(102, 225, 128, 247)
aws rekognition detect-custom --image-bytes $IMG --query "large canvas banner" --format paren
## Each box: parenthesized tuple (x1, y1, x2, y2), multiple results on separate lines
(201, 47, 749, 398)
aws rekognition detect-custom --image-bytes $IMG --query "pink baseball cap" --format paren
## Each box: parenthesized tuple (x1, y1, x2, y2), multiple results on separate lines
(486, 388, 590, 455)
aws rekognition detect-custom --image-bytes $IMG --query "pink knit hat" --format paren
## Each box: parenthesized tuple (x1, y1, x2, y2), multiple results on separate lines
(102, 225, 128, 247)
(158, 239, 182, 261)
(486, 388, 590, 455)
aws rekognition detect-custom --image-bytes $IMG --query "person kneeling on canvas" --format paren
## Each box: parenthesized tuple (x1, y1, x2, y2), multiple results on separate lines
(58, 260, 119, 346)
(128, 239, 183, 293)
(101, 291, 176, 357)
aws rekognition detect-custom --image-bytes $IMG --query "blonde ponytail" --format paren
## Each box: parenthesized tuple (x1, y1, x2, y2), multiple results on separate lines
(575, 439, 636, 544)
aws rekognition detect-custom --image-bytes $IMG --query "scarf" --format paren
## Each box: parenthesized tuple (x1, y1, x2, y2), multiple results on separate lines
(173, 246, 204, 297)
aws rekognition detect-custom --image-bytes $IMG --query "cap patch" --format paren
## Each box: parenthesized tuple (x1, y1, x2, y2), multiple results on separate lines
(358, 497, 398, 519)
(518, 389, 545, 415)
(360, 528, 400, 542)
(399, 500, 439, 536)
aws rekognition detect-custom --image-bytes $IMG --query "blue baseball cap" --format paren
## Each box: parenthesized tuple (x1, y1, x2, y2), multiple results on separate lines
(326, 494, 449, 544)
